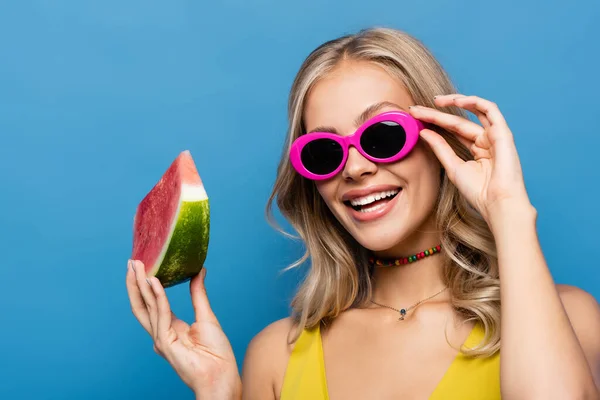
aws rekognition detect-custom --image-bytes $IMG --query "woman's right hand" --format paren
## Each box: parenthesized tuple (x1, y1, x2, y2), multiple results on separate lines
(126, 259, 242, 400)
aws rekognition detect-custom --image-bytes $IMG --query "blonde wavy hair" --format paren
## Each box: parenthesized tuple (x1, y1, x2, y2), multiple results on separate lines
(266, 27, 501, 357)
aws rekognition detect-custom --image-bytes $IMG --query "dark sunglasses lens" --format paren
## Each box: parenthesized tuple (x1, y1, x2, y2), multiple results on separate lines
(301, 138, 343, 175)
(360, 121, 406, 158)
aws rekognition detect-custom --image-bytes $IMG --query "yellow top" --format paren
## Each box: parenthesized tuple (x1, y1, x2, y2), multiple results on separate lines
(280, 322, 500, 399)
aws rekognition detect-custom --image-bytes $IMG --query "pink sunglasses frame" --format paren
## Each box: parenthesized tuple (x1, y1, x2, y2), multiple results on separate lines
(289, 110, 425, 180)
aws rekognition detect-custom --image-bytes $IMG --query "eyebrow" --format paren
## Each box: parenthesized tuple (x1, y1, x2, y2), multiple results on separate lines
(307, 101, 407, 134)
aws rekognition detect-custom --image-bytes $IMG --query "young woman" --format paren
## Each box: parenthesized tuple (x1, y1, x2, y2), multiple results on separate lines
(125, 27, 600, 399)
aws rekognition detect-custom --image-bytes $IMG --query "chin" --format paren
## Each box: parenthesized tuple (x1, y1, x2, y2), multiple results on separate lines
(350, 224, 414, 252)
(334, 196, 436, 254)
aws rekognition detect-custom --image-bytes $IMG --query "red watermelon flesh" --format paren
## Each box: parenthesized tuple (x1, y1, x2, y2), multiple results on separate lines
(131, 150, 210, 288)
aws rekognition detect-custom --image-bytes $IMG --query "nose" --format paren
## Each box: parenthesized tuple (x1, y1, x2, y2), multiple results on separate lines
(341, 146, 377, 181)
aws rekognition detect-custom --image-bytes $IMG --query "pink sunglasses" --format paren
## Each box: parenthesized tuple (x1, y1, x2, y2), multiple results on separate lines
(289, 111, 425, 180)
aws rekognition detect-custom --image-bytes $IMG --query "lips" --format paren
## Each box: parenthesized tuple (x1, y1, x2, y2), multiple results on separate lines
(341, 184, 403, 223)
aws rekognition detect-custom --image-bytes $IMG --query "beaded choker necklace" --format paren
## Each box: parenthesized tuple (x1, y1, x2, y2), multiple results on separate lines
(368, 244, 442, 266)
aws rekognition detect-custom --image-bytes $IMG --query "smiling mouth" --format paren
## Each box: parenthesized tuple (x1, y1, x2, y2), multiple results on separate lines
(343, 188, 401, 213)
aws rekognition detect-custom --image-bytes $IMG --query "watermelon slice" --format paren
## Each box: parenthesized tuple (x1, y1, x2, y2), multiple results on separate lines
(131, 150, 210, 288)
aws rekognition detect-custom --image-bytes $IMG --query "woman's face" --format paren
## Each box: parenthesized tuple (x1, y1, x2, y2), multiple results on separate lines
(303, 60, 442, 255)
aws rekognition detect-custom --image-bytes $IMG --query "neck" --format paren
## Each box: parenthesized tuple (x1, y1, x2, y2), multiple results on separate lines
(371, 252, 446, 307)
(369, 218, 447, 307)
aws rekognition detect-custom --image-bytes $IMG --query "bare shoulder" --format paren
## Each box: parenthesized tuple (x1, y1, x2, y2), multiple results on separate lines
(557, 284, 600, 314)
(557, 284, 600, 329)
(556, 284, 600, 382)
(245, 316, 298, 358)
(241, 317, 298, 400)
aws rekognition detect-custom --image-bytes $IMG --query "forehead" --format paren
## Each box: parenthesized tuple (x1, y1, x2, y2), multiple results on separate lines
(303, 60, 414, 135)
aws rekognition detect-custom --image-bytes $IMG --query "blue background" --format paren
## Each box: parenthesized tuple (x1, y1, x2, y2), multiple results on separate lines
(0, 1, 598, 399)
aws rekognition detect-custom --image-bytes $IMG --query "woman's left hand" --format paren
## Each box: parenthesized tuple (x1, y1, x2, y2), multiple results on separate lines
(409, 94, 533, 225)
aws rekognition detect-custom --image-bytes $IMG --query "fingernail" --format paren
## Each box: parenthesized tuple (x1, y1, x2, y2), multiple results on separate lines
(131, 260, 136, 274)
(146, 278, 152, 286)
(201, 268, 207, 280)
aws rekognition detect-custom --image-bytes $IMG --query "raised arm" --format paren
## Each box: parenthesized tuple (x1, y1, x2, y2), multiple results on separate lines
(410, 94, 600, 399)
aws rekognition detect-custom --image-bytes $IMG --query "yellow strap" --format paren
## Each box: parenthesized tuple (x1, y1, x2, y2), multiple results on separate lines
(280, 324, 329, 400)
(429, 323, 501, 399)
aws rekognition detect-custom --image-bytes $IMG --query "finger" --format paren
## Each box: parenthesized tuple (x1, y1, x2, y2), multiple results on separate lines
(452, 96, 506, 128)
(471, 144, 492, 160)
(463, 105, 490, 129)
(475, 131, 492, 150)
(170, 311, 190, 335)
(151, 312, 186, 358)
(419, 129, 464, 182)
(433, 93, 466, 102)
(190, 268, 219, 325)
(433, 94, 490, 128)
(125, 259, 152, 334)
(132, 259, 159, 339)
(409, 105, 483, 144)
(147, 276, 174, 341)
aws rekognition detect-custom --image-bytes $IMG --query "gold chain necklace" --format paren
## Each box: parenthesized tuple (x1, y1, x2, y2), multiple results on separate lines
(370, 286, 448, 320)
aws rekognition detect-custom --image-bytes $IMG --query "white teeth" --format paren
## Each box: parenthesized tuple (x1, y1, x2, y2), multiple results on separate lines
(359, 202, 388, 213)
(349, 189, 400, 207)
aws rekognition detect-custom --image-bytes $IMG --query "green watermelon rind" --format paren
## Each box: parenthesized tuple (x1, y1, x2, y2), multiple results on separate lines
(153, 199, 210, 288)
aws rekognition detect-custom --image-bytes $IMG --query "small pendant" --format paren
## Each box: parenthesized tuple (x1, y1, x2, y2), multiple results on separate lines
(399, 309, 406, 320)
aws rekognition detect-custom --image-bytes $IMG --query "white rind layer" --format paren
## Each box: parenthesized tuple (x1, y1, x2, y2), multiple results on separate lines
(181, 183, 208, 201)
